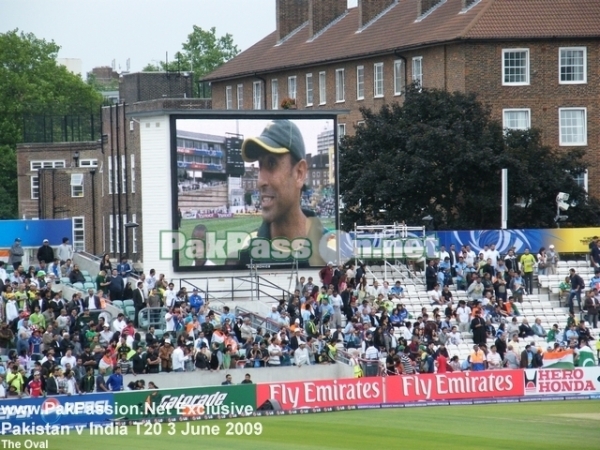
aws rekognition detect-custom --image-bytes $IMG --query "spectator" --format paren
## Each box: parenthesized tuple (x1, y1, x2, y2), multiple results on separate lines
(106, 366, 124, 391)
(37, 239, 55, 265)
(56, 238, 73, 264)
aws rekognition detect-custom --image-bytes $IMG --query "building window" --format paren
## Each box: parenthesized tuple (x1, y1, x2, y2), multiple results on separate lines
(108, 157, 113, 195)
(121, 155, 127, 194)
(502, 109, 531, 131)
(225, 86, 233, 109)
(412, 57, 423, 87)
(132, 213, 138, 253)
(73, 217, 85, 251)
(109, 215, 115, 253)
(237, 84, 244, 109)
(559, 108, 587, 146)
(79, 159, 98, 167)
(288, 76, 297, 99)
(30, 176, 39, 199)
(306, 73, 313, 106)
(130, 154, 135, 193)
(572, 170, 588, 192)
(30, 160, 65, 170)
(337, 123, 346, 144)
(252, 81, 262, 110)
(319, 71, 326, 105)
(374, 63, 384, 97)
(559, 47, 586, 84)
(394, 59, 405, 95)
(335, 69, 345, 103)
(71, 173, 84, 197)
(502, 49, 529, 85)
(271, 79, 279, 110)
(356, 65, 364, 100)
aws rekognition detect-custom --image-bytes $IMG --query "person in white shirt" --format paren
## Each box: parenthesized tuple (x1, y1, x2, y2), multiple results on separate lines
(448, 326, 463, 345)
(367, 281, 383, 299)
(267, 339, 282, 366)
(486, 345, 503, 369)
(294, 342, 310, 366)
(65, 370, 79, 395)
(455, 301, 472, 333)
(60, 349, 77, 369)
(463, 245, 476, 266)
(113, 314, 126, 334)
(428, 284, 442, 305)
(99, 324, 113, 346)
(171, 344, 189, 372)
(484, 244, 500, 269)
(164, 283, 177, 309)
(56, 238, 74, 264)
(329, 291, 343, 328)
(364, 343, 379, 360)
(267, 306, 281, 323)
(146, 269, 157, 290)
(0, 262, 7, 283)
(439, 245, 450, 262)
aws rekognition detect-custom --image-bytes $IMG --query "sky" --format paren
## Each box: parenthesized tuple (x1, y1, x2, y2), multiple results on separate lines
(0, 0, 277, 76)
(2, 0, 360, 77)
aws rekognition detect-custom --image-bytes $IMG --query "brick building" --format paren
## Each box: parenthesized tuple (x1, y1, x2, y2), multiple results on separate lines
(17, 71, 210, 263)
(203, 0, 600, 196)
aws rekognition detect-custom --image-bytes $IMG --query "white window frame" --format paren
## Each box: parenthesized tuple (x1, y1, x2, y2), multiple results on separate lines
(356, 65, 364, 100)
(30, 175, 39, 200)
(502, 49, 530, 86)
(109, 215, 115, 253)
(559, 107, 587, 146)
(306, 73, 313, 106)
(130, 154, 135, 193)
(78, 159, 98, 168)
(287, 76, 297, 100)
(394, 59, 404, 95)
(572, 169, 588, 192)
(225, 85, 233, 109)
(108, 157, 113, 194)
(412, 57, 423, 87)
(30, 160, 65, 170)
(132, 213, 138, 253)
(337, 123, 346, 144)
(559, 47, 587, 85)
(374, 63, 384, 98)
(502, 108, 531, 131)
(271, 79, 279, 110)
(70, 173, 84, 198)
(72, 217, 85, 252)
(335, 68, 345, 103)
(236, 84, 244, 109)
(122, 214, 127, 252)
(319, 71, 326, 105)
(252, 81, 262, 110)
(121, 155, 127, 194)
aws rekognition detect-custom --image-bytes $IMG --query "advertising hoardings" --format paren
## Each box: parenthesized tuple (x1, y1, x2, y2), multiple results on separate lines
(112, 384, 256, 420)
(523, 368, 600, 396)
(256, 377, 385, 410)
(385, 370, 525, 402)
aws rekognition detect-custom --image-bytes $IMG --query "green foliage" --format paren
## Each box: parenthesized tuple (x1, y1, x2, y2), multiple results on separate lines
(0, 29, 103, 218)
(143, 26, 239, 97)
(340, 85, 598, 230)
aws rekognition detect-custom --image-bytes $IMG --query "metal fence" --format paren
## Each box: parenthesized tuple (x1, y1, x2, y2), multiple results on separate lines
(22, 113, 101, 143)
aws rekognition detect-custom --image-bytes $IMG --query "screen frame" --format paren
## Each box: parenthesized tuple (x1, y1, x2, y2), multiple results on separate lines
(169, 111, 341, 272)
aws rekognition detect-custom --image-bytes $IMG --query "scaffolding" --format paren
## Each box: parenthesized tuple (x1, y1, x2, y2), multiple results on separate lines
(352, 222, 432, 280)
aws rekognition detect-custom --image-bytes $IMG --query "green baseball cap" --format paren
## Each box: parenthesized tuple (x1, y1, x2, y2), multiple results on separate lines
(241, 120, 306, 163)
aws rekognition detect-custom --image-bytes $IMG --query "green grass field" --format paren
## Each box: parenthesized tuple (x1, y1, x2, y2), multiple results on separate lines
(178, 216, 336, 265)
(5, 401, 599, 450)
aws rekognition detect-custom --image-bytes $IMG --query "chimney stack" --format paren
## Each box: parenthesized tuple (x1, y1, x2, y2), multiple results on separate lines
(308, 0, 347, 39)
(358, 0, 396, 29)
(276, 0, 309, 42)
(461, 0, 477, 9)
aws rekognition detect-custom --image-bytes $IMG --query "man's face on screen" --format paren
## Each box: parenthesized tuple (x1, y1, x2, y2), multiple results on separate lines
(257, 152, 305, 225)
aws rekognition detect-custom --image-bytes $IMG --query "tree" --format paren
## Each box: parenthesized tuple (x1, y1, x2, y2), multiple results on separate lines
(339, 85, 599, 231)
(0, 30, 103, 218)
(143, 26, 239, 97)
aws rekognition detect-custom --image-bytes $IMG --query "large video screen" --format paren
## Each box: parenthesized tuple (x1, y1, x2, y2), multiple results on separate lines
(171, 116, 339, 271)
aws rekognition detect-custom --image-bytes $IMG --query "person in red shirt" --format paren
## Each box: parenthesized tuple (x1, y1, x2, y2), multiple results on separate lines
(27, 372, 43, 397)
(435, 345, 450, 373)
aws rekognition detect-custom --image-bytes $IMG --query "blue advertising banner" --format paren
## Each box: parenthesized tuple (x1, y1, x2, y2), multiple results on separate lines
(0, 219, 73, 248)
(0, 393, 114, 432)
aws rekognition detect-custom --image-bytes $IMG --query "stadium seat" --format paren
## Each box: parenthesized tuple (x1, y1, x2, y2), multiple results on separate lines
(112, 300, 124, 310)
(84, 282, 96, 291)
(84, 275, 93, 283)
(125, 306, 136, 322)
(123, 299, 134, 308)
(81, 270, 90, 276)
(73, 282, 84, 290)
(60, 277, 71, 284)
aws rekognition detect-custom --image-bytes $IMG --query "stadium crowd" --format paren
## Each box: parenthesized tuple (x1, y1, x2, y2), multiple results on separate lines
(0, 239, 599, 398)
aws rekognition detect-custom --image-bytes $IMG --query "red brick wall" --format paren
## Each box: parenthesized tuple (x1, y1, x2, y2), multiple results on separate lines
(359, 0, 396, 28)
(276, 0, 309, 41)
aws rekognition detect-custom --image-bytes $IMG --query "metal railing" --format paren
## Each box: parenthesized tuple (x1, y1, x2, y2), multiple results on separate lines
(234, 306, 281, 335)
